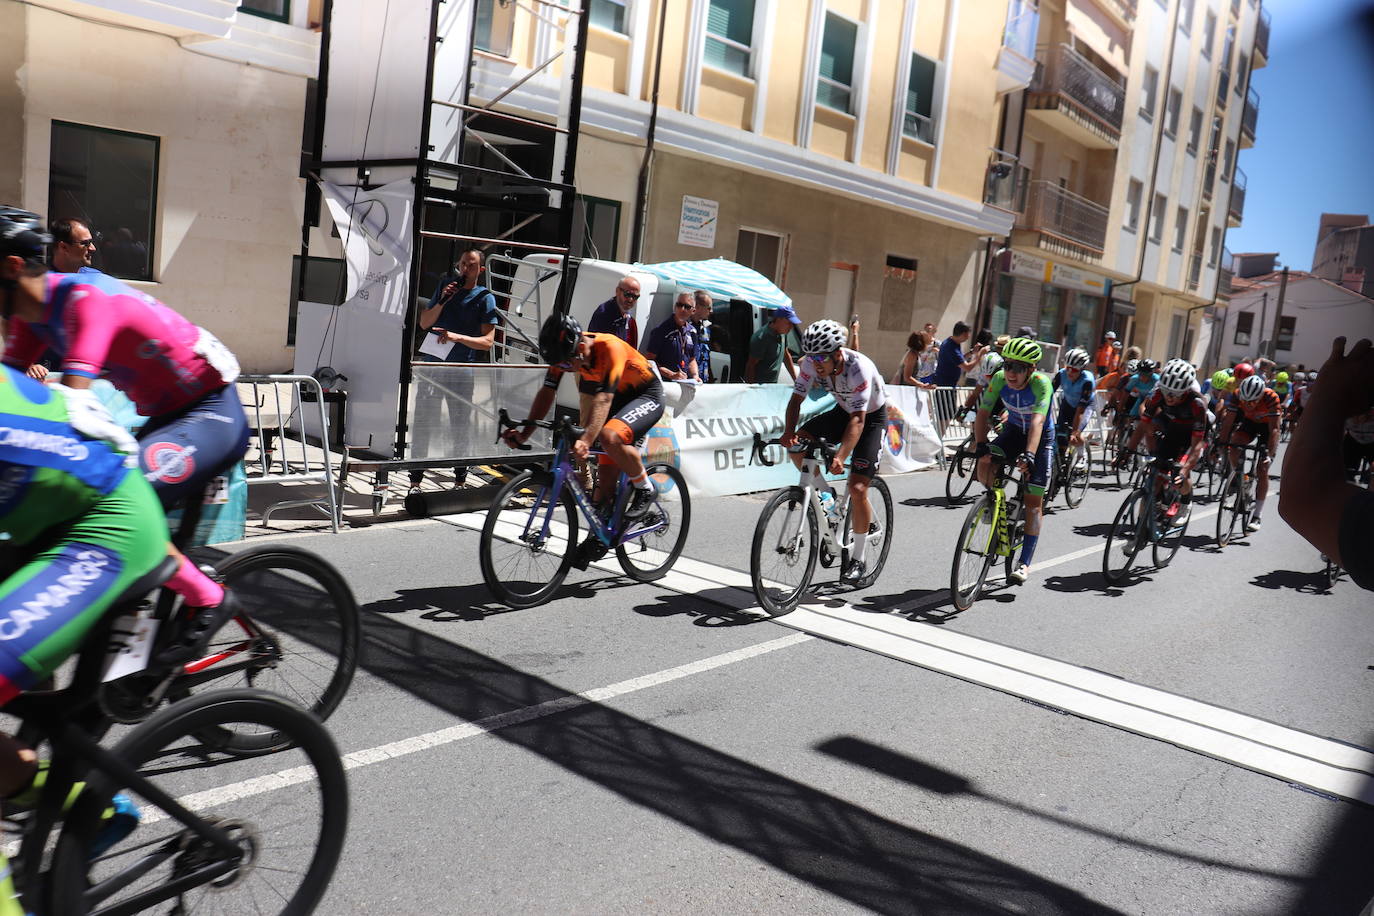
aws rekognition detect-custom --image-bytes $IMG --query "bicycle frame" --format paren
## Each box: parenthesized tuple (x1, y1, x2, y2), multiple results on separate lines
(750, 434, 853, 556)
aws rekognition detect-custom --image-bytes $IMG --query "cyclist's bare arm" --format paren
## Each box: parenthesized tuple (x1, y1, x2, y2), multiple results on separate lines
(580, 391, 613, 451)
(835, 410, 864, 474)
(780, 392, 804, 447)
(1025, 412, 1046, 457)
(505, 386, 556, 445)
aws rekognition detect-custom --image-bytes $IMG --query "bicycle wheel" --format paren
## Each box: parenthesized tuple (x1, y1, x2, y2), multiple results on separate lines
(1103, 490, 1147, 585)
(1325, 556, 1342, 589)
(1215, 472, 1246, 548)
(480, 470, 578, 608)
(617, 464, 692, 582)
(50, 689, 347, 916)
(179, 546, 361, 754)
(1064, 443, 1092, 508)
(1153, 496, 1190, 568)
(1112, 447, 1137, 488)
(841, 475, 894, 589)
(950, 493, 997, 611)
(944, 436, 976, 503)
(750, 486, 820, 616)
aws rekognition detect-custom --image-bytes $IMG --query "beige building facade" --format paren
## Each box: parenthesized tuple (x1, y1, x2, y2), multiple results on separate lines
(0, 0, 320, 372)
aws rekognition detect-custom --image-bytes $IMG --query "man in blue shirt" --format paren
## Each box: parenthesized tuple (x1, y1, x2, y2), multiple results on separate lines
(644, 294, 700, 381)
(933, 321, 972, 387)
(411, 249, 501, 488)
(586, 275, 641, 348)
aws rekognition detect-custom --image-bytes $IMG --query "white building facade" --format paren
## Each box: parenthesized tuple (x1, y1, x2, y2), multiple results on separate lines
(1217, 273, 1374, 370)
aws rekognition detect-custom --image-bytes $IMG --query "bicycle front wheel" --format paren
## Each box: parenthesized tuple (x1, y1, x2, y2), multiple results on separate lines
(1064, 443, 1092, 508)
(617, 464, 692, 582)
(945, 436, 976, 503)
(750, 486, 820, 616)
(1103, 490, 1147, 585)
(841, 475, 894, 589)
(1215, 472, 1245, 548)
(180, 545, 361, 754)
(1113, 447, 1137, 488)
(1152, 497, 1189, 567)
(50, 689, 347, 916)
(950, 493, 997, 611)
(480, 470, 578, 608)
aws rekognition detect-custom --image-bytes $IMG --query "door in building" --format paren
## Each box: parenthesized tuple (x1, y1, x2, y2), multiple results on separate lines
(825, 263, 858, 325)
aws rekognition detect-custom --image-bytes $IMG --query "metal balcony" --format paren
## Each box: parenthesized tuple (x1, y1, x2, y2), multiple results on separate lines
(1228, 168, 1247, 226)
(1241, 86, 1259, 147)
(1017, 179, 1110, 256)
(1254, 8, 1271, 64)
(984, 149, 1030, 213)
(1028, 43, 1125, 148)
(997, 0, 1039, 92)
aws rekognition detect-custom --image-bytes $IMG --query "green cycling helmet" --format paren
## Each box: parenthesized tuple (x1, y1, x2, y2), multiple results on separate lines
(1210, 370, 1230, 390)
(1000, 336, 1042, 366)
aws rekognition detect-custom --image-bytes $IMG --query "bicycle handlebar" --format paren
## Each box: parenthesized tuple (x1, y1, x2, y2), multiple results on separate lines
(749, 433, 838, 468)
(496, 408, 586, 451)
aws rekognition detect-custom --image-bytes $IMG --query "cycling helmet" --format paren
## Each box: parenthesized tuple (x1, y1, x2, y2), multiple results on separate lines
(801, 319, 847, 356)
(1292, 371, 1306, 381)
(1000, 336, 1042, 365)
(0, 207, 51, 263)
(1233, 362, 1255, 381)
(1275, 371, 1289, 383)
(1237, 374, 1267, 401)
(1137, 358, 1159, 374)
(538, 311, 583, 365)
(1063, 348, 1091, 370)
(1308, 370, 1318, 381)
(1159, 358, 1196, 395)
(981, 352, 1004, 377)
(1210, 370, 1230, 389)
(1125, 359, 1140, 374)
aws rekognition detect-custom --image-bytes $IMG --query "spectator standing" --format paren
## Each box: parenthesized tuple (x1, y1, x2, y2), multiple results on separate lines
(933, 321, 974, 387)
(917, 333, 940, 383)
(644, 294, 700, 381)
(411, 248, 500, 488)
(746, 305, 800, 383)
(691, 289, 714, 382)
(1094, 331, 1120, 376)
(587, 276, 641, 348)
(49, 217, 101, 275)
(893, 331, 937, 388)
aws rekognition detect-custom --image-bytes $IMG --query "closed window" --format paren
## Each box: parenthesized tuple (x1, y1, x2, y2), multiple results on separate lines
(288, 256, 346, 346)
(1150, 194, 1167, 242)
(1140, 66, 1159, 119)
(577, 195, 621, 260)
(1209, 227, 1222, 266)
(1125, 179, 1143, 231)
(817, 12, 858, 113)
(1202, 11, 1217, 57)
(706, 0, 756, 77)
(1236, 52, 1248, 92)
(239, 0, 288, 21)
(1277, 315, 1296, 351)
(737, 229, 785, 284)
(1223, 139, 1235, 178)
(1173, 207, 1189, 252)
(904, 53, 938, 142)
(1234, 311, 1253, 346)
(589, 0, 628, 33)
(1179, 0, 1195, 34)
(48, 121, 159, 282)
(1187, 106, 1203, 154)
(1165, 87, 1182, 137)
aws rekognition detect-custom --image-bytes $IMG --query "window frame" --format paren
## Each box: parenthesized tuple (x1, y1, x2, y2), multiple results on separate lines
(704, 0, 757, 79)
(736, 227, 787, 285)
(1234, 311, 1253, 346)
(1140, 66, 1159, 120)
(1179, 0, 1195, 35)
(577, 194, 622, 261)
(902, 52, 939, 143)
(1186, 106, 1203, 155)
(1276, 315, 1296, 351)
(238, 0, 289, 23)
(816, 9, 860, 114)
(588, 0, 629, 34)
(1164, 87, 1182, 138)
(1125, 178, 1143, 232)
(1173, 206, 1189, 253)
(1150, 193, 1167, 243)
(1202, 10, 1217, 58)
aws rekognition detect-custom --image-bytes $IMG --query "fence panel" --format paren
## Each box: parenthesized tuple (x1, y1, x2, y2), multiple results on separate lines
(238, 374, 341, 532)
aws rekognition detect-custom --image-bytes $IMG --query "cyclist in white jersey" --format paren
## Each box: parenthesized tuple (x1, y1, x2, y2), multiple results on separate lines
(781, 320, 888, 583)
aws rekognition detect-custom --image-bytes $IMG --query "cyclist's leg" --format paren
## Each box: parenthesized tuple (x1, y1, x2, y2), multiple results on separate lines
(1018, 431, 1053, 570)
(599, 383, 664, 513)
(843, 412, 884, 574)
(797, 405, 848, 471)
(137, 385, 251, 511)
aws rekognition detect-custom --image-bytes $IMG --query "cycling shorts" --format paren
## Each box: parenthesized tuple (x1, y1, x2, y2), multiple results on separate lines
(1153, 427, 1196, 464)
(137, 384, 250, 509)
(1230, 416, 1272, 446)
(0, 472, 168, 705)
(800, 404, 885, 478)
(601, 378, 665, 447)
(990, 425, 1054, 496)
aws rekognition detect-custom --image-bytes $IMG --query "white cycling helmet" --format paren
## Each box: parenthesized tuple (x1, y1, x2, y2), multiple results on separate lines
(801, 319, 847, 356)
(981, 352, 1004, 376)
(1063, 348, 1091, 370)
(1237, 374, 1267, 401)
(1159, 358, 1196, 395)
(1124, 358, 1140, 374)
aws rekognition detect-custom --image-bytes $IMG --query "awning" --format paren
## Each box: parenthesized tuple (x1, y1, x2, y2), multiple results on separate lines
(636, 258, 793, 312)
(1066, 0, 1129, 79)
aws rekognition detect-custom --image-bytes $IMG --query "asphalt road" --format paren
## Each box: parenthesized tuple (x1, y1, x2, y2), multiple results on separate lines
(202, 448, 1374, 915)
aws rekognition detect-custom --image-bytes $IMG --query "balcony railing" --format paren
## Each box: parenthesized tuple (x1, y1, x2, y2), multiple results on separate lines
(1029, 43, 1125, 143)
(1019, 179, 1110, 254)
(984, 149, 1030, 212)
(1002, 0, 1038, 61)
(1188, 252, 1203, 291)
(1242, 86, 1259, 139)
(1228, 168, 1247, 223)
(1255, 8, 1271, 61)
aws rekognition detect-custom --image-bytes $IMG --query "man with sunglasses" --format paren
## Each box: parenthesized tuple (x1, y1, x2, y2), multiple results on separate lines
(780, 319, 887, 585)
(587, 276, 642, 349)
(49, 217, 101, 275)
(973, 337, 1053, 584)
(643, 293, 700, 382)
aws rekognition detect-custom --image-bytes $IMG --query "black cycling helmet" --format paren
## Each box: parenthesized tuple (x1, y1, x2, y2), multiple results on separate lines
(539, 311, 583, 365)
(1137, 358, 1159, 374)
(0, 207, 52, 264)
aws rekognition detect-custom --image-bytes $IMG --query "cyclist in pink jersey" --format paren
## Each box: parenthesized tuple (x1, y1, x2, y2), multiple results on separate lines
(1, 212, 250, 509)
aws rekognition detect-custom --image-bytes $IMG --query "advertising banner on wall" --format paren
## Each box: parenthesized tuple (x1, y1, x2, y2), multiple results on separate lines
(320, 178, 415, 320)
(641, 382, 942, 498)
(677, 195, 719, 248)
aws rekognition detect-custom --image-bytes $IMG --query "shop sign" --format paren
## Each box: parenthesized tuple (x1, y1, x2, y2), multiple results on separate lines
(677, 195, 719, 248)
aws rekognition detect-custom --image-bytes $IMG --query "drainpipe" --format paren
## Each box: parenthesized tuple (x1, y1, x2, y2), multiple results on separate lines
(630, 0, 669, 263)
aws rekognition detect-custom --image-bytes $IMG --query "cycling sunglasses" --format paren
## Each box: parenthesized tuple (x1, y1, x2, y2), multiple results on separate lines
(1003, 360, 1033, 374)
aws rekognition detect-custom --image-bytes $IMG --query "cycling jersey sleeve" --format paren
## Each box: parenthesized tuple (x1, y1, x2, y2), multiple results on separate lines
(1029, 373, 1053, 416)
(1141, 390, 1164, 420)
(792, 357, 818, 398)
(60, 288, 119, 380)
(1, 318, 45, 370)
(979, 372, 1006, 413)
(542, 367, 564, 390)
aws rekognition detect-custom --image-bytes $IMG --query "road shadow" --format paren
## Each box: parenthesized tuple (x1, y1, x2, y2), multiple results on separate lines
(1289, 731, 1374, 914)
(632, 587, 773, 627)
(360, 576, 633, 622)
(352, 610, 1124, 915)
(1072, 522, 1117, 539)
(1042, 570, 1125, 597)
(1249, 569, 1334, 595)
(901, 495, 967, 510)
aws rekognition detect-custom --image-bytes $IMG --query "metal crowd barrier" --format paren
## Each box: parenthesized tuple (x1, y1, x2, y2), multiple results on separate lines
(925, 387, 979, 460)
(237, 374, 341, 532)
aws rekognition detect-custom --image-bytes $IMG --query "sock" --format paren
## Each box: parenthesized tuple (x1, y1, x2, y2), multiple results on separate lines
(851, 527, 868, 565)
(167, 556, 225, 608)
(1253, 498, 1265, 518)
(1019, 533, 1039, 566)
(630, 472, 652, 492)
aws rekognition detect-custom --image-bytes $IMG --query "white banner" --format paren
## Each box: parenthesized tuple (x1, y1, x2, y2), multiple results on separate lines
(639, 383, 940, 498)
(320, 178, 415, 320)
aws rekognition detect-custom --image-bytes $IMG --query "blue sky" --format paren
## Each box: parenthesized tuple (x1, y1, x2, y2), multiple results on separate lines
(1224, 1, 1374, 269)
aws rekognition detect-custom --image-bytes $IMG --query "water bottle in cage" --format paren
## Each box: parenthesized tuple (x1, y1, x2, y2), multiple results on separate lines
(818, 489, 838, 522)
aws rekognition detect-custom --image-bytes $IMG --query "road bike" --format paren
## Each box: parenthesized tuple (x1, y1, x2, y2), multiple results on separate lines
(1215, 440, 1269, 548)
(5, 557, 348, 915)
(1045, 430, 1092, 509)
(950, 456, 1027, 611)
(1102, 456, 1190, 585)
(481, 409, 691, 608)
(1112, 419, 1142, 488)
(944, 413, 1004, 504)
(747, 434, 893, 615)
